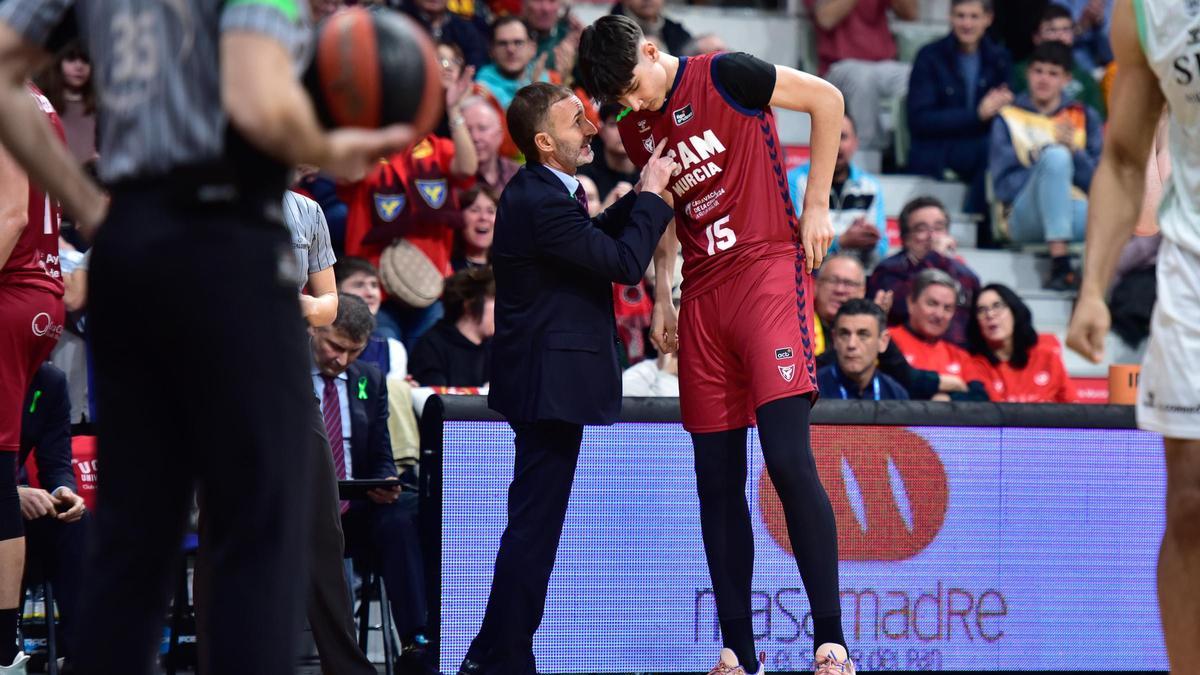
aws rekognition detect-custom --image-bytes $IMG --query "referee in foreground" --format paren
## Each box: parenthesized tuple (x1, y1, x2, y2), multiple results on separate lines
(0, 2, 411, 674)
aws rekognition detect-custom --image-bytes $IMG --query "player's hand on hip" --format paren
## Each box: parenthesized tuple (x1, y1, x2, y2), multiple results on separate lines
(639, 139, 678, 196)
(650, 299, 679, 354)
(799, 205, 833, 273)
(322, 125, 416, 181)
(1067, 292, 1110, 364)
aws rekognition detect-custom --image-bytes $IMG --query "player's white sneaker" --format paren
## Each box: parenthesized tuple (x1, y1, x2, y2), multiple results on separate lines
(813, 643, 855, 674)
(0, 652, 30, 675)
(707, 648, 765, 675)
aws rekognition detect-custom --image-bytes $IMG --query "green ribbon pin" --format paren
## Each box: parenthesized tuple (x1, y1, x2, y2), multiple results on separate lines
(357, 377, 369, 400)
(28, 390, 42, 414)
(615, 106, 633, 122)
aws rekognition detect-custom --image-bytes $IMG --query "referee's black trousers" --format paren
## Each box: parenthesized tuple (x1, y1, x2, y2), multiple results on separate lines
(75, 185, 314, 675)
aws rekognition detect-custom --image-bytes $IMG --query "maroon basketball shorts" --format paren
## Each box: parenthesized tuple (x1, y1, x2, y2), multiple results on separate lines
(677, 254, 817, 433)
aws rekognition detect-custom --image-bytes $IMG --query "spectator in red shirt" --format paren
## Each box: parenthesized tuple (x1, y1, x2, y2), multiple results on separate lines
(805, 0, 919, 150)
(889, 268, 970, 377)
(965, 283, 1075, 402)
(868, 196, 981, 346)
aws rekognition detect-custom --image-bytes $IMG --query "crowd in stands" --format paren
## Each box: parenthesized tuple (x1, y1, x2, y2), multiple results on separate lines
(13, 0, 1165, 668)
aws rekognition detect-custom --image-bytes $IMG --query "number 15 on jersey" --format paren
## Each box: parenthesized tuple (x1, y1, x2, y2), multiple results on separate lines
(705, 216, 737, 256)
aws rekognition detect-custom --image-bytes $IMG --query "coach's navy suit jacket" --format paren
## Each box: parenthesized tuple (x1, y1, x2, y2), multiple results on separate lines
(488, 162, 673, 425)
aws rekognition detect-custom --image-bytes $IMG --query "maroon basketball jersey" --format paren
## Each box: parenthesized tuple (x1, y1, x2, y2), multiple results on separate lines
(619, 53, 804, 302)
(1, 84, 64, 297)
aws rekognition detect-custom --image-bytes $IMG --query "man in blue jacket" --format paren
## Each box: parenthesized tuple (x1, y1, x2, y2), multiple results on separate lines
(989, 40, 1103, 290)
(907, 0, 1012, 244)
(460, 82, 676, 675)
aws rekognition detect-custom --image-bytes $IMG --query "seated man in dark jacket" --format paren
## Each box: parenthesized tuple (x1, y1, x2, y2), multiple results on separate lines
(310, 295, 430, 658)
(408, 267, 495, 388)
(868, 196, 982, 347)
(907, 0, 1012, 239)
(19, 363, 88, 668)
(817, 299, 910, 400)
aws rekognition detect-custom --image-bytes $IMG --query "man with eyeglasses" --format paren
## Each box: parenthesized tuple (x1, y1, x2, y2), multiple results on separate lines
(476, 16, 557, 110)
(868, 196, 981, 346)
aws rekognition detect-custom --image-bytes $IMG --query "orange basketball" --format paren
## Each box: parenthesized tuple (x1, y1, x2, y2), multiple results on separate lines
(305, 7, 443, 136)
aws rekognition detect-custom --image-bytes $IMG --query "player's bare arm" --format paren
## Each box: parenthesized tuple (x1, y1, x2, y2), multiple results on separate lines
(0, 143, 29, 270)
(651, 220, 679, 354)
(220, 32, 414, 181)
(1066, 0, 1164, 363)
(301, 266, 339, 328)
(770, 65, 844, 272)
(0, 24, 106, 230)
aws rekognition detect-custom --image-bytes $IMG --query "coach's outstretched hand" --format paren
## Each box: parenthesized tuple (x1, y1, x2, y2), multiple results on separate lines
(799, 204, 834, 273)
(322, 125, 416, 181)
(638, 139, 678, 198)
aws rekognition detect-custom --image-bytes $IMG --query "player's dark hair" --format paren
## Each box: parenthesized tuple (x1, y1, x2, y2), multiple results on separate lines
(579, 15, 644, 103)
(1028, 40, 1074, 72)
(835, 298, 887, 334)
(443, 267, 496, 323)
(332, 293, 377, 344)
(334, 257, 381, 287)
(951, 0, 992, 10)
(967, 283, 1039, 369)
(1039, 3, 1073, 26)
(508, 82, 574, 161)
(898, 196, 948, 241)
(490, 14, 530, 43)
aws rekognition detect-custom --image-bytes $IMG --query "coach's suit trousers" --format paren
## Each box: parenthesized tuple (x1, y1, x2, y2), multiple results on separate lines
(466, 420, 585, 675)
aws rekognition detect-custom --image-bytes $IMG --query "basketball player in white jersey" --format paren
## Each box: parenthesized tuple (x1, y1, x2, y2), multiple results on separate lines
(1068, 0, 1200, 670)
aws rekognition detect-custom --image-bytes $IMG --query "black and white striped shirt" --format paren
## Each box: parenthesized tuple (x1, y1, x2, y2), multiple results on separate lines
(0, 0, 311, 183)
(282, 190, 336, 290)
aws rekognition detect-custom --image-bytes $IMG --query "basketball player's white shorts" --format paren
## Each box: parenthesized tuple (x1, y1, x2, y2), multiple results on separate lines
(1138, 239, 1200, 439)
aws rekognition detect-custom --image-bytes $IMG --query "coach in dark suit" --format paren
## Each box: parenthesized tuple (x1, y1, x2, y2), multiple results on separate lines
(310, 295, 430, 657)
(460, 82, 677, 675)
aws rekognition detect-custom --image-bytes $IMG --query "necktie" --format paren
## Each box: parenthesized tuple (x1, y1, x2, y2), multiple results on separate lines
(321, 376, 350, 514)
(574, 182, 589, 214)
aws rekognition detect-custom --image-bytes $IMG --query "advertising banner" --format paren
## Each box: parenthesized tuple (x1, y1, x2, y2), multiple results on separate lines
(440, 422, 1166, 672)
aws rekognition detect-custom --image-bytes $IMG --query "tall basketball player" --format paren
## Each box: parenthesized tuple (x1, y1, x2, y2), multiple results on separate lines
(0, 82, 65, 673)
(1067, 1, 1200, 671)
(579, 16, 854, 675)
